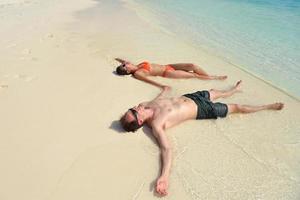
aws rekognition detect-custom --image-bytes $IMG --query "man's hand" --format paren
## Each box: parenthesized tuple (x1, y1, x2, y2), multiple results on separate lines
(156, 176, 169, 196)
(162, 85, 171, 92)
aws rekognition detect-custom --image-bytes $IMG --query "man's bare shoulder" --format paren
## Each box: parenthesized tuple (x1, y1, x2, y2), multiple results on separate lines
(148, 121, 164, 137)
(149, 119, 162, 127)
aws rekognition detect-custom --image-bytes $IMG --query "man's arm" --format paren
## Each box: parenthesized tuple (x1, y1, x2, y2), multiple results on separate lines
(152, 124, 172, 196)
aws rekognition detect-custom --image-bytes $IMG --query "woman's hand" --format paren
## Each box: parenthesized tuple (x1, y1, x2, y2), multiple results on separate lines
(162, 85, 171, 92)
(115, 58, 129, 64)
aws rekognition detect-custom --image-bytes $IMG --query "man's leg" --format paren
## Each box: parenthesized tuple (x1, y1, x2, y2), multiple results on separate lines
(227, 102, 284, 114)
(209, 80, 242, 101)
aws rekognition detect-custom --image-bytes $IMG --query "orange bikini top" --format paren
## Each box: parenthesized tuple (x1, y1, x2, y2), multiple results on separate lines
(138, 61, 151, 72)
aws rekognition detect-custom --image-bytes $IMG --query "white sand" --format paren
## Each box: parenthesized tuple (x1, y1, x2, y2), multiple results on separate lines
(0, 0, 299, 199)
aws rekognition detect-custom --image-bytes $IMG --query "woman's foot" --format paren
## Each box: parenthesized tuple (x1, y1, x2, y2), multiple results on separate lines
(215, 75, 227, 80)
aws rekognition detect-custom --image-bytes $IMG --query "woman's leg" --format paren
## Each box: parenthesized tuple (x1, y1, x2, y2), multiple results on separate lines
(168, 63, 207, 74)
(163, 70, 199, 79)
(168, 63, 227, 80)
(164, 70, 226, 80)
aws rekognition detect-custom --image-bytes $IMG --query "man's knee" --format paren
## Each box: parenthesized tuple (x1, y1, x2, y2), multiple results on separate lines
(228, 104, 242, 113)
(208, 89, 218, 101)
(209, 88, 220, 96)
(235, 104, 248, 113)
(208, 89, 216, 101)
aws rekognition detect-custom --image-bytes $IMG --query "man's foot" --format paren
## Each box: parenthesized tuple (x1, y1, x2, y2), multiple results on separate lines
(234, 80, 242, 91)
(269, 102, 284, 110)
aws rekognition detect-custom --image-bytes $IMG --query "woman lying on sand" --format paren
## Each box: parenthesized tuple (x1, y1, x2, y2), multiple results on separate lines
(115, 58, 227, 89)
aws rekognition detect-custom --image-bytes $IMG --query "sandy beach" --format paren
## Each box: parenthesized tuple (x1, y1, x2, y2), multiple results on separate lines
(0, 0, 299, 199)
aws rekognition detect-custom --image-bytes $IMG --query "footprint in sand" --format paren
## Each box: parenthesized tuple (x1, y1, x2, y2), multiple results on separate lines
(46, 33, 54, 38)
(13, 74, 37, 82)
(19, 48, 32, 60)
(45, 33, 55, 40)
(6, 43, 17, 49)
(0, 85, 8, 89)
(19, 48, 38, 61)
(21, 48, 31, 55)
(38, 33, 54, 43)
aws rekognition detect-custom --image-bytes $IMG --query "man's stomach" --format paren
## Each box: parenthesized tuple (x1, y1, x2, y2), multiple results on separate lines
(163, 97, 198, 129)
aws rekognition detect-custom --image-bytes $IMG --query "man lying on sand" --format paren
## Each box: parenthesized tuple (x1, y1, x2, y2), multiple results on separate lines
(119, 80, 283, 196)
(115, 58, 227, 89)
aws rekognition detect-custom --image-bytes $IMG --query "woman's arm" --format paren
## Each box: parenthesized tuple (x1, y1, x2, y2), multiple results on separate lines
(133, 71, 167, 89)
(115, 58, 130, 64)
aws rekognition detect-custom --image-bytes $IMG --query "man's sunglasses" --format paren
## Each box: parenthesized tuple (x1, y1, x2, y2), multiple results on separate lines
(129, 108, 138, 122)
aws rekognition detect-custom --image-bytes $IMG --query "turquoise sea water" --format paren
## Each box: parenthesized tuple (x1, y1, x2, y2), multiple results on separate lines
(131, 0, 300, 98)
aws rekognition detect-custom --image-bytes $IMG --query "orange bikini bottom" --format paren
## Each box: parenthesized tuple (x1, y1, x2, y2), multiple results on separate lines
(162, 65, 175, 77)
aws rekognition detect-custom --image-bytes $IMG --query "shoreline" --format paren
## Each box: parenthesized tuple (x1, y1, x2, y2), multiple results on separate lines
(122, 0, 300, 101)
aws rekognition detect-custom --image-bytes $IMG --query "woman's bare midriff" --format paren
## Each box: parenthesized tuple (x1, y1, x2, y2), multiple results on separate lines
(148, 63, 168, 76)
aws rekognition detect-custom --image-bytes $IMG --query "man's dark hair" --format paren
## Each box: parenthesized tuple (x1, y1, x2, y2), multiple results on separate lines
(120, 114, 143, 132)
(116, 65, 130, 75)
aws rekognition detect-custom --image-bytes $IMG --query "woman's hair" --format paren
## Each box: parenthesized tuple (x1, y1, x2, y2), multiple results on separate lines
(116, 65, 130, 75)
(120, 114, 143, 132)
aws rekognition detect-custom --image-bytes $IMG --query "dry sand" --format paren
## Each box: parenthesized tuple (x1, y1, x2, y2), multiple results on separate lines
(0, 0, 299, 199)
